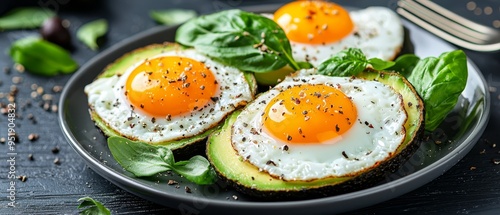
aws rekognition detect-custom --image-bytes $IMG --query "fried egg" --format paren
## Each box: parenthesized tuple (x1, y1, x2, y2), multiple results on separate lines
(85, 48, 255, 143)
(272, 1, 404, 66)
(231, 72, 407, 181)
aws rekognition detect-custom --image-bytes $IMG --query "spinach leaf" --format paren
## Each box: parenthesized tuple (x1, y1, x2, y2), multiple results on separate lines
(387, 54, 420, 76)
(367, 58, 395, 70)
(318, 48, 373, 76)
(0, 7, 55, 30)
(77, 19, 108, 50)
(175, 9, 302, 73)
(9, 37, 78, 76)
(150, 9, 197, 26)
(173, 156, 217, 185)
(77, 197, 111, 215)
(107, 136, 217, 185)
(405, 50, 468, 131)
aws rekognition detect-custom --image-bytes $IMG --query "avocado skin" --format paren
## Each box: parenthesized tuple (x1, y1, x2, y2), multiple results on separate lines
(87, 42, 256, 160)
(207, 70, 425, 200)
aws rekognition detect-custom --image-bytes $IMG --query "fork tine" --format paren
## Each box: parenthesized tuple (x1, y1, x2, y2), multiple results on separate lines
(415, 0, 496, 35)
(398, 0, 488, 43)
(398, 0, 500, 52)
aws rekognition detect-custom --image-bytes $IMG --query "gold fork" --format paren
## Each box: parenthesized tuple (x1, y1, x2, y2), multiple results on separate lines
(397, 0, 500, 52)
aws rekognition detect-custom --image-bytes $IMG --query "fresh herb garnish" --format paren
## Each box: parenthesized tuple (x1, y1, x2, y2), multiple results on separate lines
(386, 54, 420, 77)
(176, 9, 306, 73)
(77, 19, 108, 51)
(401, 50, 468, 131)
(317, 48, 395, 77)
(9, 37, 78, 76)
(319, 48, 467, 131)
(0, 7, 55, 30)
(150, 9, 197, 26)
(77, 197, 111, 215)
(107, 136, 217, 185)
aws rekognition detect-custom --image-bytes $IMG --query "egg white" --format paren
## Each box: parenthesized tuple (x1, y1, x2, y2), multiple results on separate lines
(85, 49, 254, 143)
(231, 72, 407, 181)
(265, 7, 404, 67)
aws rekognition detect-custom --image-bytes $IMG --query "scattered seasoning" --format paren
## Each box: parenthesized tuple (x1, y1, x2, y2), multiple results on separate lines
(492, 159, 500, 165)
(52, 85, 63, 93)
(18, 175, 27, 182)
(167, 180, 178, 185)
(232, 195, 238, 200)
(469, 166, 477, 170)
(51, 146, 60, 154)
(28, 133, 39, 141)
(266, 160, 277, 166)
(185, 186, 192, 193)
(53, 157, 61, 165)
(342, 151, 349, 159)
(14, 63, 25, 73)
(0, 137, 5, 143)
(282, 145, 289, 151)
(28, 154, 34, 161)
(479, 149, 486, 154)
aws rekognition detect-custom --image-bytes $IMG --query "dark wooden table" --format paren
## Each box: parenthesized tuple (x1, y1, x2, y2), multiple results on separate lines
(1, 0, 499, 214)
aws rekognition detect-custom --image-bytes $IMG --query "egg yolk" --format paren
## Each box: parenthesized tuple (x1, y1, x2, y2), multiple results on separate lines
(273, 0, 354, 44)
(125, 56, 217, 117)
(263, 84, 357, 144)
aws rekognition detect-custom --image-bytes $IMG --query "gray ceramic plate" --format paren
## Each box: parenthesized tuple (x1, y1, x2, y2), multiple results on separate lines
(59, 4, 491, 215)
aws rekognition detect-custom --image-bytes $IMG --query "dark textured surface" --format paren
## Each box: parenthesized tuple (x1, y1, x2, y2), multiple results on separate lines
(0, 0, 499, 214)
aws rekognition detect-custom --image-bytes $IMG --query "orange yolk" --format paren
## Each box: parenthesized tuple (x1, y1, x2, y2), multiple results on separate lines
(125, 56, 217, 117)
(263, 84, 357, 144)
(273, 0, 354, 44)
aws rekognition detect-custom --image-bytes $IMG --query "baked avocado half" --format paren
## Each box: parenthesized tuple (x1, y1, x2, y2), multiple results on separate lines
(87, 42, 257, 158)
(206, 69, 425, 199)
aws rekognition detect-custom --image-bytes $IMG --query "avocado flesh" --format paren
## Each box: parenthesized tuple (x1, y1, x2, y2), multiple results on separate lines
(207, 69, 425, 199)
(88, 42, 257, 156)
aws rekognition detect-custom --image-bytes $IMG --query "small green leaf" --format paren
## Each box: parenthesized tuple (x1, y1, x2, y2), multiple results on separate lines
(107, 136, 171, 177)
(317, 48, 368, 77)
(9, 37, 78, 76)
(405, 50, 468, 131)
(175, 9, 301, 73)
(368, 58, 395, 70)
(172, 156, 218, 185)
(77, 197, 111, 215)
(107, 136, 217, 185)
(77, 19, 108, 50)
(297, 61, 313, 70)
(150, 9, 197, 26)
(387, 54, 420, 76)
(0, 7, 55, 30)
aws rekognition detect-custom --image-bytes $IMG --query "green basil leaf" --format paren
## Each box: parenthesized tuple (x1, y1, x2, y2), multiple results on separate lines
(107, 136, 172, 177)
(387, 54, 420, 76)
(0, 7, 55, 30)
(9, 37, 78, 76)
(172, 155, 217, 185)
(368, 58, 395, 70)
(175, 9, 300, 73)
(150, 9, 197, 26)
(297, 61, 314, 70)
(107, 136, 217, 185)
(77, 19, 108, 50)
(317, 48, 368, 76)
(405, 50, 468, 131)
(77, 197, 111, 215)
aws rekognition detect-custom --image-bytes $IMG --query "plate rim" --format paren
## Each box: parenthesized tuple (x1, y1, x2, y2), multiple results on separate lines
(58, 4, 491, 214)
